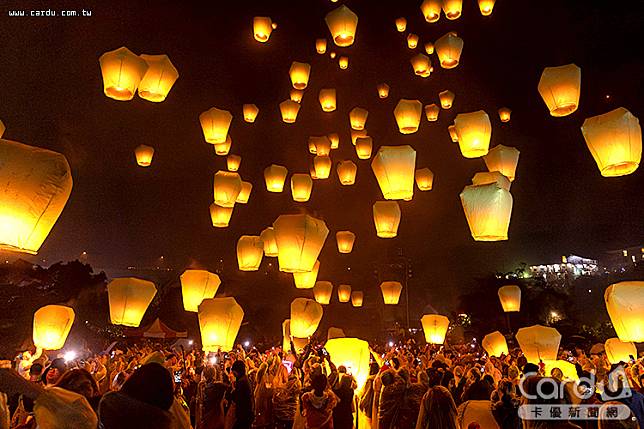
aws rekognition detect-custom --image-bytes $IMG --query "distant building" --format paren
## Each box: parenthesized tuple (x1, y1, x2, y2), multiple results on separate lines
(601, 245, 644, 273)
(529, 254, 599, 285)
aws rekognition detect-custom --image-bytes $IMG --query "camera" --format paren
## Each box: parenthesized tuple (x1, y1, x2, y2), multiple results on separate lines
(173, 370, 182, 383)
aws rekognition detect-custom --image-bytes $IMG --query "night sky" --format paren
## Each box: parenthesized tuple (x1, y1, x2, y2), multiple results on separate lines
(1, 0, 643, 313)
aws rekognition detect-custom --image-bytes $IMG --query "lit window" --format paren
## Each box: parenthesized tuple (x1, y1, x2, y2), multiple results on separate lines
(623, 250, 628, 256)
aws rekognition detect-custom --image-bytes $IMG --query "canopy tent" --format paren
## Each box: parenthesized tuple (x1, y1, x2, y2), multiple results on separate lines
(126, 318, 187, 339)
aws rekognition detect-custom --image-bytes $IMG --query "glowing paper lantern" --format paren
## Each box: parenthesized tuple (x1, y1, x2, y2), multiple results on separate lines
(33, 305, 75, 350)
(330, 51, 337, 59)
(253, 17, 273, 42)
(243, 104, 259, 123)
(454, 110, 492, 158)
(380, 281, 403, 305)
(425, 42, 435, 54)
(472, 172, 511, 190)
(280, 100, 301, 123)
(227, 155, 241, 172)
(448, 125, 459, 142)
(581, 108, 641, 177)
(337, 160, 357, 185)
(338, 285, 352, 303)
(325, 5, 358, 47)
(290, 89, 304, 103)
(478, 0, 496, 15)
(420, 0, 441, 22)
(108, 278, 157, 327)
(425, 104, 440, 122)
(435, 32, 464, 69)
(210, 203, 233, 228)
(351, 129, 368, 145)
(484, 145, 520, 181)
(439, 90, 455, 109)
(324, 338, 370, 391)
(415, 168, 434, 191)
(236, 182, 252, 204)
(198, 297, 243, 352)
(604, 281, 644, 342)
(310, 165, 319, 180)
(421, 314, 450, 344)
(199, 107, 233, 144)
(260, 227, 279, 257)
(482, 331, 508, 357)
(410, 54, 432, 77)
(0, 120, 5, 138)
(213, 171, 242, 208)
(542, 360, 578, 381)
(328, 133, 340, 149)
(290, 298, 323, 338)
(355, 137, 373, 160)
(336, 231, 356, 253)
(282, 320, 309, 353)
(407, 34, 419, 49)
(314, 281, 333, 304)
(442, 0, 463, 19)
(0, 140, 72, 254)
(338, 56, 349, 70)
(291, 174, 313, 202)
(214, 135, 232, 155)
(133, 145, 154, 167)
(289, 62, 311, 90)
(604, 338, 637, 364)
(350, 107, 369, 130)
(314, 156, 332, 179)
(460, 179, 513, 241)
(273, 214, 329, 273)
(293, 260, 320, 289)
(319, 89, 337, 112)
(373, 201, 401, 238)
(498, 285, 522, 312)
(180, 270, 221, 312)
(237, 235, 264, 271)
(377, 83, 390, 99)
(537, 64, 581, 117)
(351, 291, 364, 307)
(516, 325, 561, 363)
(99, 47, 148, 101)
(316, 38, 327, 54)
(394, 99, 423, 134)
(498, 107, 511, 123)
(395, 17, 407, 32)
(137, 54, 178, 103)
(264, 164, 288, 192)
(371, 145, 417, 200)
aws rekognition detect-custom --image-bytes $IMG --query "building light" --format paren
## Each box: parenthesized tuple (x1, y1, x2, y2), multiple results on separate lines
(623, 250, 628, 257)
(561, 256, 567, 263)
(632, 256, 636, 263)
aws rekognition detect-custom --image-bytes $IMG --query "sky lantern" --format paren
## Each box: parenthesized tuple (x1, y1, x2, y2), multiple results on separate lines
(282, 320, 309, 353)
(337, 160, 357, 185)
(338, 56, 349, 70)
(324, 338, 371, 392)
(309, 140, 317, 154)
(542, 360, 579, 381)
(314, 155, 332, 179)
(0, 140, 72, 254)
(180, 270, 221, 312)
(516, 325, 561, 363)
(280, 100, 301, 123)
(581, 108, 641, 177)
(425, 104, 440, 122)
(309, 164, 319, 180)
(351, 291, 364, 307)
(482, 331, 508, 357)
(291, 173, 313, 202)
(273, 214, 329, 273)
(99, 47, 148, 101)
(338, 285, 352, 303)
(435, 32, 464, 69)
(199, 107, 233, 144)
(415, 168, 434, 191)
(395, 17, 407, 32)
(137, 54, 178, 102)
(253, 17, 273, 42)
(316, 38, 327, 54)
(209, 203, 234, 228)
(290, 298, 323, 338)
(394, 99, 423, 134)
(227, 154, 241, 172)
(421, 315, 450, 344)
(329, 51, 337, 59)
(260, 227, 279, 257)
(351, 129, 368, 145)
(236, 182, 252, 204)
(604, 281, 644, 342)
(213, 171, 242, 208)
(478, 0, 496, 16)
(407, 34, 419, 49)
(454, 110, 492, 158)
(604, 338, 637, 364)
(377, 83, 390, 99)
(355, 137, 373, 160)
(289, 61, 311, 90)
(32, 305, 75, 350)
(410, 54, 432, 77)
(198, 297, 243, 352)
(371, 145, 417, 200)
(373, 201, 401, 238)
(484, 145, 520, 181)
(498, 107, 511, 123)
(264, 164, 288, 192)
(236, 235, 264, 271)
(380, 281, 403, 305)
(243, 104, 259, 123)
(460, 176, 513, 241)
(442, 0, 463, 19)
(319, 88, 337, 112)
(290, 89, 304, 103)
(425, 42, 435, 54)
(472, 172, 511, 190)
(214, 135, 232, 155)
(0, 120, 4, 138)
(325, 5, 358, 47)
(108, 278, 157, 327)
(439, 90, 455, 109)
(350, 107, 369, 130)
(293, 260, 320, 289)
(537, 63, 581, 117)
(328, 327, 346, 340)
(448, 125, 459, 142)
(134, 145, 154, 167)
(336, 231, 356, 253)
(498, 285, 521, 312)
(328, 133, 340, 149)
(420, 0, 441, 22)
(314, 281, 333, 304)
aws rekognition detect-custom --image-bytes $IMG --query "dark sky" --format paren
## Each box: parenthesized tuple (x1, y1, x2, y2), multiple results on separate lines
(1, 0, 643, 313)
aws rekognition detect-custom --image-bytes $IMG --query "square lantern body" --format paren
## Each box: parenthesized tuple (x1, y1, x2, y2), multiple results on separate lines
(314, 281, 333, 304)
(460, 181, 513, 241)
(99, 47, 149, 101)
(325, 338, 371, 392)
(273, 214, 329, 273)
(394, 100, 423, 134)
(138, 54, 179, 102)
(200, 107, 233, 144)
(213, 171, 242, 208)
(537, 64, 581, 117)
(33, 305, 75, 350)
(237, 235, 264, 271)
(181, 270, 221, 312)
(372, 201, 401, 238)
(293, 260, 320, 289)
(516, 325, 561, 363)
(198, 297, 244, 352)
(371, 145, 417, 200)
(604, 281, 644, 342)
(290, 298, 323, 338)
(454, 110, 492, 158)
(108, 278, 157, 327)
(482, 331, 508, 357)
(325, 5, 358, 47)
(210, 203, 234, 228)
(484, 145, 520, 181)
(421, 314, 450, 344)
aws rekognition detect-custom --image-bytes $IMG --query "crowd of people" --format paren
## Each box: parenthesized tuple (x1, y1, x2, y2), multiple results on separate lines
(0, 337, 643, 429)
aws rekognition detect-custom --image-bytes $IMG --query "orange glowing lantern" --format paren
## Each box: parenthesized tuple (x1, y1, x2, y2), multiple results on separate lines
(316, 38, 327, 54)
(99, 47, 148, 101)
(253, 17, 274, 42)
(482, 331, 508, 357)
(407, 34, 419, 49)
(420, 0, 441, 23)
(214, 135, 232, 155)
(604, 338, 637, 364)
(260, 227, 279, 257)
(325, 5, 358, 47)
(336, 231, 356, 253)
(371, 145, 417, 200)
(337, 160, 357, 185)
(439, 90, 455, 109)
(338, 56, 349, 70)
(280, 100, 301, 123)
(325, 338, 371, 391)
(314, 156, 332, 179)
(338, 285, 352, 303)
(498, 107, 512, 123)
(290, 298, 323, 338)
(351, 129, 368, 145)
(472, 172, 511, 190)
(448, 125, 459, 142)
(537, 64, 581, 117)
(108, 278, 157, 327)
(350, 107, 369, 130)
(411, 54, 432, 77)
(395, 17, 407, 32)
(484, 145, 520, 181)
(200, 107, 233, 144)
(236, 182, 252, 204)
(237, 235, 264, 271)
(134, 145, 154, 167)
(310, 136, 331, 156)
(264, 164, 288, 192)
(425, 104, 440, 122)
(289, 62, 311, 90)
(210, 203, 234, 228)
(355, 137, 373, 160)
(273, 214, 329, 273)
(33, 305, 75, 350)
(198, 297, 243, 352)
(425, 42, 435, 54)
(328, 133, 340, 149)
(604, 281, 644, 342)
(314, 281, 333, 304)
(213, 171, 242, 208)
(460, 177, 513, 241)
(180, 270, 221, 312)
(319, 89, 337, 112)
(290, 89, 304, 103)
(442, 0, 463, 20)
(415, 168, 434, 191)
(478, 0, 496, 15)
(293, 260, 320, 289)
(291, 173, 313, 202)
(516, 325, 561, 363)
(454, 110, 492, 158)
(330, 51, 337, 59)
(498, 285, 521, 312)
(243, 104, 259, 123)
(351, 291, 364, 307)
(377, 83, 390, 99)
(380, 281, 403, 305)
(435, 32, 464, 69)
(421, 314, 450, 344)
(394, 99, 423, 134)
(138, 54, 179, 102)
(227, 154, 241, 172)
(373, 201, 401, 238)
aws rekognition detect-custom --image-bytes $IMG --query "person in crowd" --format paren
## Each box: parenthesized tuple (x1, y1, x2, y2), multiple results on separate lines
(230, 360, 254, 429)
(332, 373, 355, 429)
(42, 359, 66, 386)
(272, 370, 301, 429)
(301, 372, 338, 429)
(54, 368, 100, 410)
(415, 385, 459, 429)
